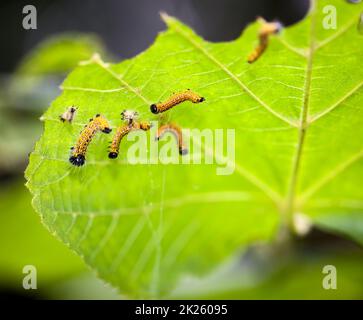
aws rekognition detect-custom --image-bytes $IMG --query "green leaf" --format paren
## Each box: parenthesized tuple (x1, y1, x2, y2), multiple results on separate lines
(25, 0, 363, 298)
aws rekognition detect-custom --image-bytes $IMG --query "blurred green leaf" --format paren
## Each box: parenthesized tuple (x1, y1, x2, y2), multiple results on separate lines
(16, 33, 109, 76)
(0, 33, 112, 173)
(7, 33, 110, 112)
(0, 114, 41, 171)
(46, 273, 121, 300)
(26, 0, 363, 298)
(174, 246, 363, 299)
(0, 182, 86, 288)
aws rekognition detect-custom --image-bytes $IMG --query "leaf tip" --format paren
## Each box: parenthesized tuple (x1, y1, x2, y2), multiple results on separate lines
(79, 52, 109, 67)
(160, 11, 175, 26)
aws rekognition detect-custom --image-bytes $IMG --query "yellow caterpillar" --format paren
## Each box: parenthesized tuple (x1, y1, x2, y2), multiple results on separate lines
(108, 125, 133, 159)
(248, 18, 283, 64)
(69, 114, 112, 166)
(156, 123, 187, 155)
(150, 89, 205, 114)
(108, 121, 151, 159)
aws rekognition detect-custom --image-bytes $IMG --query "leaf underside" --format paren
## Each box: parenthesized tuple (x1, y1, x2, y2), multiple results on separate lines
(26, 0, 363, 298)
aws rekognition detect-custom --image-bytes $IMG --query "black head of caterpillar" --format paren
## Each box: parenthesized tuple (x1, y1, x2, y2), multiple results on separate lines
(150, 89, 205, 114)
(60, 106, 78, 123)
(69, 154, 85, 166)
(108, 120, 151, 159)
(69, 114, 112, 166)
(247, 17, 283, 64)
(155, 123, 187, 155)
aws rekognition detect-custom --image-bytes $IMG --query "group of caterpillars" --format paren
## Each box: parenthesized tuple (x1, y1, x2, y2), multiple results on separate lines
(61, 18, 280, 166)
(62, 90, 205, 166)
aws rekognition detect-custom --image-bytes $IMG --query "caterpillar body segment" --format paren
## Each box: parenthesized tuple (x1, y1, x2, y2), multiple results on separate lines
(247, 37, 268, 64)
(108, 125, 133, 159)
(156, 123, 187, 155)
(108, 120, 152, 159)
(248, 18, 283, 64)
(133, 121, 152, 131)
(69, 114, 112, 166)
(150, 90, 205, 114)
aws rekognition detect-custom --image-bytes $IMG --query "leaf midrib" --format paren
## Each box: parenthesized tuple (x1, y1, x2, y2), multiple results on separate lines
(284, 1, 363, 224)
(283, 0, 317, 227)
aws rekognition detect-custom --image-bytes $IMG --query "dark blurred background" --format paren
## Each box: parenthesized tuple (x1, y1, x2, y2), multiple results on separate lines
(0, 0, 309, 73)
